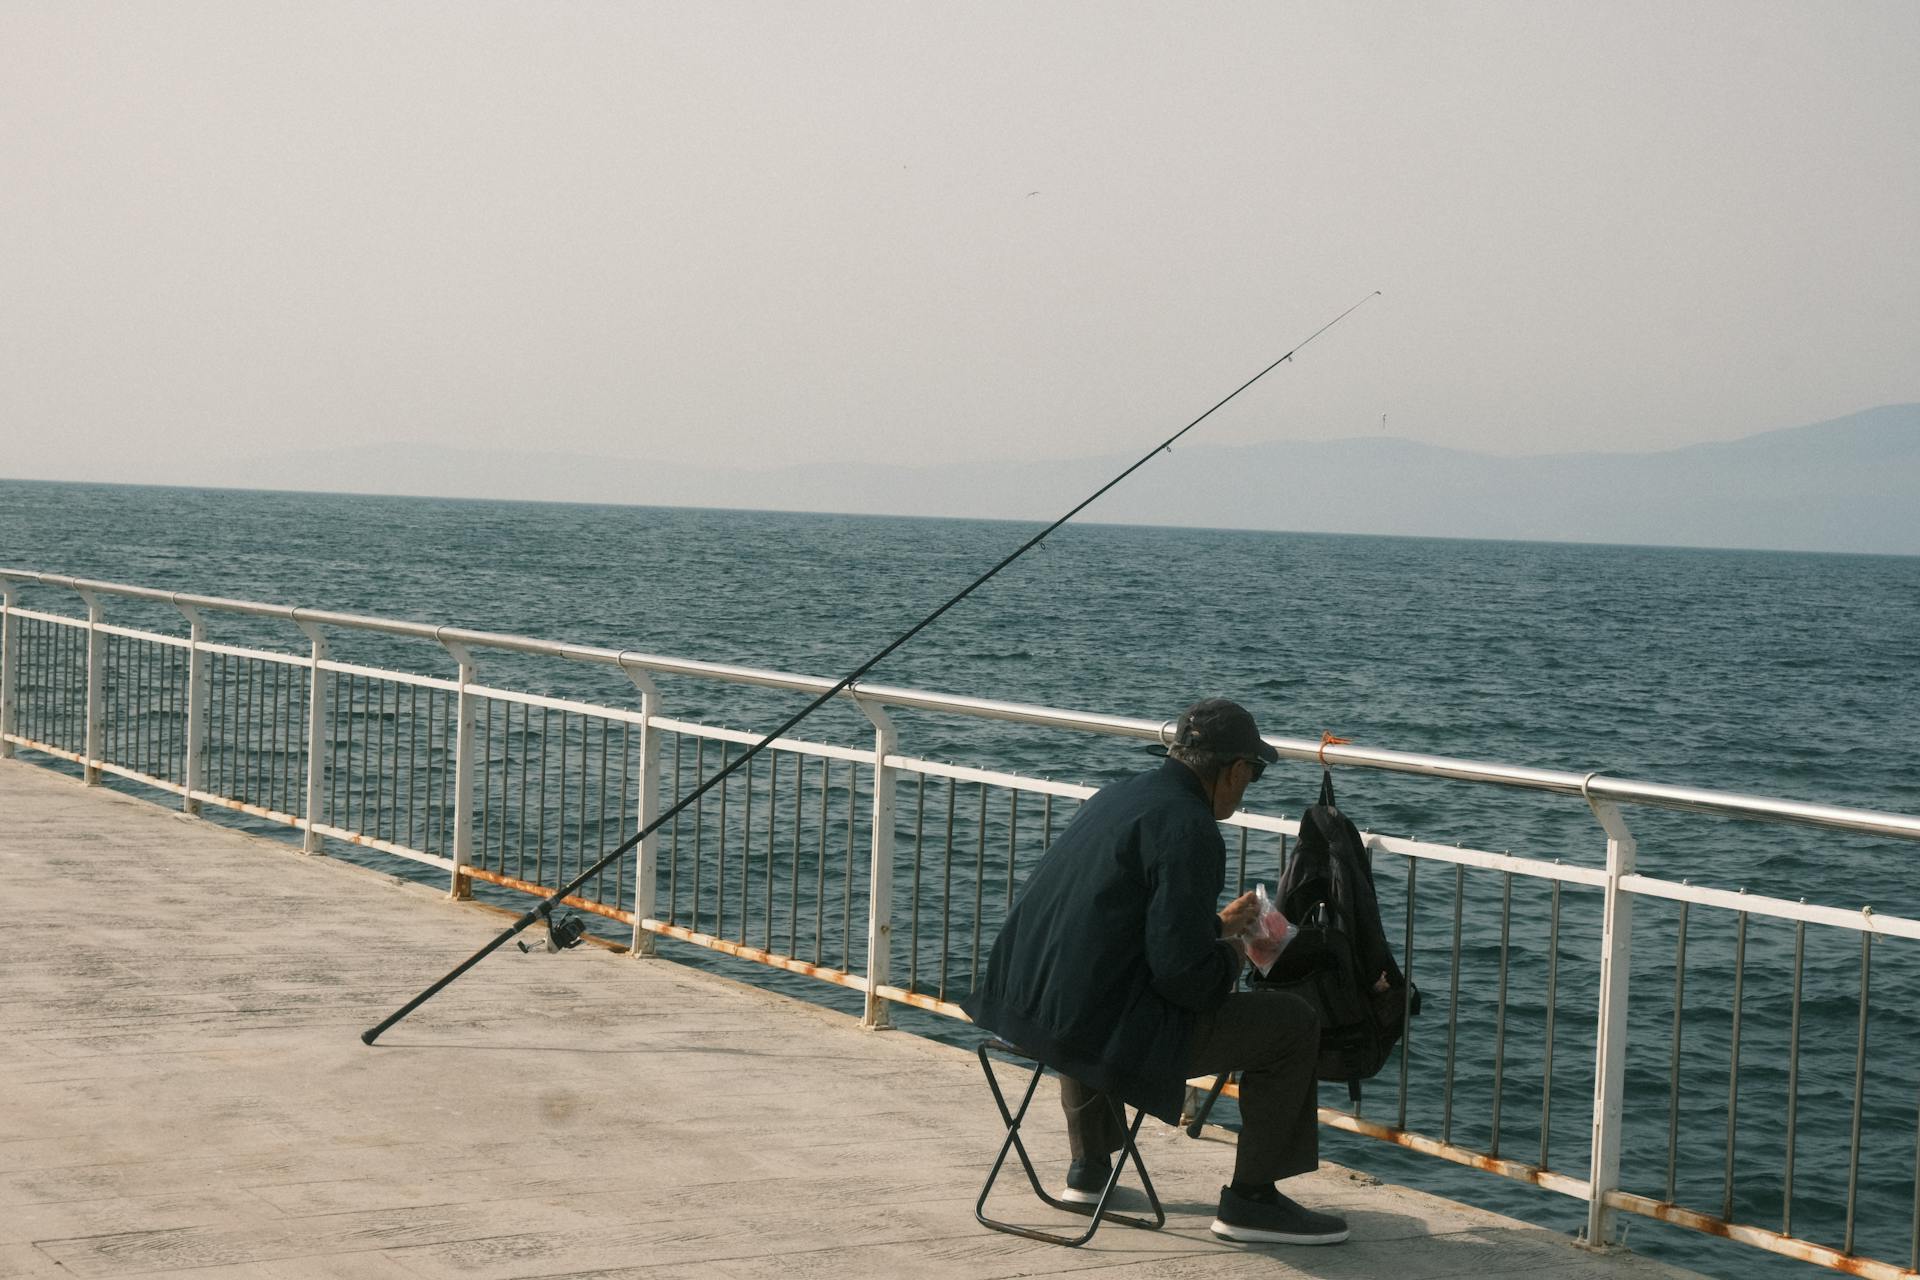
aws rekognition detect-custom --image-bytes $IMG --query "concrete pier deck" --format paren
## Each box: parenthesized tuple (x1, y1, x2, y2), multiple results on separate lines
(0, 758, 1701, 1280)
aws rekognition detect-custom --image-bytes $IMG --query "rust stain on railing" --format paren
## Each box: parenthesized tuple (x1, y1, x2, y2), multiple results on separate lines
(462, 866, 633, 923)
(640, 920, 868, 989)
(1606, 1191, 1919, 1279)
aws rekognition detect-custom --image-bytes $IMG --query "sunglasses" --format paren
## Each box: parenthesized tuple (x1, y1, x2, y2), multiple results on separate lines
(1239, 756, 1267, 782)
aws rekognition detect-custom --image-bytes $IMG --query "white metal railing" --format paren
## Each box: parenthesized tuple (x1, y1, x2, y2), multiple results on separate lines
(5, 567, 1920, 1278)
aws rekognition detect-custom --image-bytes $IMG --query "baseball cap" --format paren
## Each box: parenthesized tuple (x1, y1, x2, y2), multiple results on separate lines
(1169, 698, 1279, 764)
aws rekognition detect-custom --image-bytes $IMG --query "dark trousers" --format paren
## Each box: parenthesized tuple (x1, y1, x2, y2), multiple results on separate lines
(1060, 988, 1321, 1186)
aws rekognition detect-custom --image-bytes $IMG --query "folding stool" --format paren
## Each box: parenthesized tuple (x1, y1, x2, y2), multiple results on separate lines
(973, 1039, 1166, 1246)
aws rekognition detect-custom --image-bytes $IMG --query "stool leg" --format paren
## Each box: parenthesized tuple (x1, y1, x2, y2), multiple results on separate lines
(975, 1043, 1165, 1247)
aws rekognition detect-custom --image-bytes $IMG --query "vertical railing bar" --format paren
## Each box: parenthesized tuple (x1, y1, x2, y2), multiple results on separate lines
(228, 653, 243, 809)
(1236, 824, 1248, 895)
(251, 653, 264, 803)
(158, 640, 169, 779)
(355, 673, 370, 834)
(537, 705, 552, 887)
(154, 640, 164, 779)
(434, 682, 446, 855)
(940, 777, 956, 1001)
(237, 654, 249, 805)
(1666, 900, 1689, 1203)
(910, 771, 925, 992)
(517, 702, 530, 881)
(267, 657, 280, 812)
(136, 636, 145, 771)
(591, 716, 606, 900)
(1398, 857, 1416, 1131)
(576, 712, 590, 893)
(558, 711, 572, 890)
(327, 663, 341, 823)
(169, 641, 179, 783)
(149, 638, 158, 775)
(25, 617, 37, 746)
(111, 634, 120, 769)
(617, 718, 631, 909)
(86, 597, 106, 781)
(273, 656, 287, 811)
(628, 668, 662, 954)
(1722, 909, 1748, 1222)
(1586, 799, 1638, 1247)
(175, 642, 186, 783)
(0, 586, 15, 763)
(860, 700, 897, 1023)
(715, 742, 730, 941)
(374, 676, 390, 843)
(668, 733, 683, 926)
(1006, 789, 1018, 915)
(971, 783, 986, 992)
(813, 753, 827, 965)
(104, 634, 117, 767)
(763, 748, 776, 951)
(423, 686, 437, 855)
(449, 655, 477, 899)
(739, 751, 753, 943)
(480, 696, 495, 871)
(788, 749, 802, 954)
(1490, 871, 1512, 1157)
(1784, 915, 1805, 1237)
(300, 627, 327, 852)
(691, 735, 705, 935)
(497, 700, 512, 871)
(284, 656, 297, 813)
(130, 635, 140, 771)
(1541, 878, 1561, 1170)
(114, 634, 124, 770)
(1043, 792, 1053, 850)
(1844, 931, 1871, 1256)
(842, 761, 856, 971)
(1442, 862, 1463, 1143)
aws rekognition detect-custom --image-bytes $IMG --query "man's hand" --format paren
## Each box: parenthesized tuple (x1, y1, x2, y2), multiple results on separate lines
(1218, 890, 1260, 938)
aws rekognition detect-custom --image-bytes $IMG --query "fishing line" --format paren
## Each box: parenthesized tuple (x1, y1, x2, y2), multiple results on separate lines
(361, 290, 1380, 1045)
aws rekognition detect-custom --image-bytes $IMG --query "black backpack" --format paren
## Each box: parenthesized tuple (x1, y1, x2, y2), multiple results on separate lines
(1254, 770, 1420, 1103)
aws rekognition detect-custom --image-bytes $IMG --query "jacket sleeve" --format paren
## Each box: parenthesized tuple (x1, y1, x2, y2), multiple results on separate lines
(1139, 809, 1239, 1011)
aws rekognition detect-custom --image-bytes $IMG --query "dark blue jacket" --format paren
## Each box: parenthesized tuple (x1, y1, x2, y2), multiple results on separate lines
(961, 760, 1242, 1124)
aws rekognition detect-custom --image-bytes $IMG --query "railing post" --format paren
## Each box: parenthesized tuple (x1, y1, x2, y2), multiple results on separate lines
(856, 693, 897, 1031)
(0, 584, 17, 760)
(443, 640, 477, 899)
(297, 621, 329, 852)
(624, 664, 661, 958)
(80, 590, 104, 784)
(178, 606, 208, 814)
(1584, 780, 1637, 1247)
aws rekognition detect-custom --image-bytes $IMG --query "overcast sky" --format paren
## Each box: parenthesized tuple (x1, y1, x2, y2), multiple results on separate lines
(4, 2, 1917, 486)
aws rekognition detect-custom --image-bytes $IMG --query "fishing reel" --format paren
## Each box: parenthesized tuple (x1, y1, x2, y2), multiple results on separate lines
(517, 908, 588, 954)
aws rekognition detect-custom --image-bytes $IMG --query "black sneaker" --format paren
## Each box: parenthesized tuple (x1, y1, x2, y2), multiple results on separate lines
(1210, 1185, 1349, 1245)
(1058, 1156, 1112, 1206)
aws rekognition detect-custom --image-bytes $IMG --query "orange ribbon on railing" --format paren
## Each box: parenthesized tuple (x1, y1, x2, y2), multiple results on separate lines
(1317, 731, 1351, 766)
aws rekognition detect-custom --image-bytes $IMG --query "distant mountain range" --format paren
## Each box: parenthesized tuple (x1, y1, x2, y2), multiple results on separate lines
(143, 404, 1920, 556)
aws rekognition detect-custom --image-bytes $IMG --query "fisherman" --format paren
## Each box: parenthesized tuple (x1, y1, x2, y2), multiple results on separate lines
(962, 698, 1346, 1246)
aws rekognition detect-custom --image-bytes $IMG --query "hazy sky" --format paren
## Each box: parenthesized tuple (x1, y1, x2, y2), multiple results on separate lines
(4, 3, 1917, 485)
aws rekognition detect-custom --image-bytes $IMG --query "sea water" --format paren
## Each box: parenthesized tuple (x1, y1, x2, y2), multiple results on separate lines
(4, 478, 1918, 1278)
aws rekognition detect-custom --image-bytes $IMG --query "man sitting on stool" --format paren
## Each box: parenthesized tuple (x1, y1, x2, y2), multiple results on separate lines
(962, 698, 1346, 1246)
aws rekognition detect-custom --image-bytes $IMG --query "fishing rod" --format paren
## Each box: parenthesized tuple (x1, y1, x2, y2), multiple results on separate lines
(361, 290, 1380, 1045)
